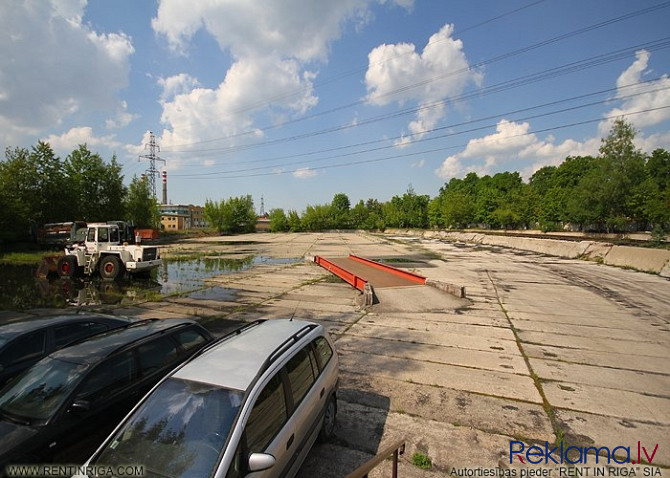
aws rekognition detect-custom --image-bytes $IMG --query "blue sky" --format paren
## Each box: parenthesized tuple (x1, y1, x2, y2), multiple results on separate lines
(2, 0, 670, 213)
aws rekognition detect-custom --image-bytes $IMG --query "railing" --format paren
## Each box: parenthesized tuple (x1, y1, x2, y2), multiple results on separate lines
(348, 255, 426, 284)
(345, 438, 406, 478)
(313, 255, 368, 292)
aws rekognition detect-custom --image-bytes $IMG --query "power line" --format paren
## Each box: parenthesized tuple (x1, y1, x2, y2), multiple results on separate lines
(159, 0, 549, 150)
(160, 1, 670, 152)
(178, 105, 670, 180)
(169, 81, 670, 178)
(161, 32, 670, 158)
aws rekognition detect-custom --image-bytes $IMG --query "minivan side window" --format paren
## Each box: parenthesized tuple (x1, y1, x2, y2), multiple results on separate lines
(0, 331, 47, 365)
(285, 348, 316, 408)
(137, 336, 178, 376)
(245, 374, 287, 453)
(54, 322, 107, 348)
(77, 351, 136, 403)
(173, 328, 208, 353)
(313, 337, 333, 371)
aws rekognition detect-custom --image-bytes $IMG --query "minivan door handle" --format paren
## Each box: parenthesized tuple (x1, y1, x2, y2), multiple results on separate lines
(320, 387, 325, 398)
(287, 434, 294, 449)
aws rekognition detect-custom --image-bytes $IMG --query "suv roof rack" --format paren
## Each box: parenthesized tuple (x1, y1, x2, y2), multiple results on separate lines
(263, 323, 318, 375)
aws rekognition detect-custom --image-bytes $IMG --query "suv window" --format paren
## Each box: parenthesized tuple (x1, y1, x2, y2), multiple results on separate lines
(54, 322, 108, 348)
(0, 331, 47, 365)
(138, 336, 178, 376)
(173, 328, 209, 353)
(77, 351, 136, 403)
(245, 374, 287, 453)
(313, 336, 333, 371)
(286, 348, 316, 408)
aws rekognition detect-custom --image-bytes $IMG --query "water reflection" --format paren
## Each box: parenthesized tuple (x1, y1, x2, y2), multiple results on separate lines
(159, 256, 255, 294)
(0, 255, 301, 310)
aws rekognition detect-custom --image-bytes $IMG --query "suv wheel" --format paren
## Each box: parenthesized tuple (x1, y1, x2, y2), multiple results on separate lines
(318, 395, 336, 442)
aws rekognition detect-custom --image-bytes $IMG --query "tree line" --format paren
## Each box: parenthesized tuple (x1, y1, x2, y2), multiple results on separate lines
(2, 119, 668, 244)
(0, 142, 159, 244)
(267, 119, 669, 235)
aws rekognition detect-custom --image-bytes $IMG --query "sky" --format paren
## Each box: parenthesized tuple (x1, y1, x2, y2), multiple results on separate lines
(2, 0, 670, 214)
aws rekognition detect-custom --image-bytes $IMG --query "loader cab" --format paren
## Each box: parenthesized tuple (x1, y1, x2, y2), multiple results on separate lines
(85, 225, 120, 253)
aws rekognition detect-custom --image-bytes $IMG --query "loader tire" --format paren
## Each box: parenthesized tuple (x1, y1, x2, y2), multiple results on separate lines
(57, 256, 79, 279)
(99, 255, 123, 280)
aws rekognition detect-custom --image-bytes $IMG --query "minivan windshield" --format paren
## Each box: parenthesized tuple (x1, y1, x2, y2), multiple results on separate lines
(94, 378, 244, 478)
(0, 357, 89, 422)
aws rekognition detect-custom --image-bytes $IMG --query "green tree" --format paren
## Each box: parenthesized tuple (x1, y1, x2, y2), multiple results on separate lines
(268, 208, 289, 232)
(287, 209, 302, 232)
(596, 118, 647, 230)
(384, 185, 429, 228)
(301, 204, 333, 231)
(331, 193, 351, 228)
(228, 195, 257, 233)
(643, 149, 670, 228)
(205, 195, 257, 234)
(31, 141, 69, 225)
(125, 176, 160, 228)
(349, 200, 369, 229)
(363, 198, 385, 230)
(0, 147, 36, 241)
(64, 145, 125, 221)
(204, 199, 228, 233)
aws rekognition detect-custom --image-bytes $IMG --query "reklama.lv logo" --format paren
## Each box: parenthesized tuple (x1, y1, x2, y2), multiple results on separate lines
(509, 441, 659, 465)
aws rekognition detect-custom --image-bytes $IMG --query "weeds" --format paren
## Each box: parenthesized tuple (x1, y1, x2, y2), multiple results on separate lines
(412, 452, 432, 469)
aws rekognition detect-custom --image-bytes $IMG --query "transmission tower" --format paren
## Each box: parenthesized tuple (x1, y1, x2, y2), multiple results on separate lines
(138, 132, 165, 198)
(259, 195, 266, 216)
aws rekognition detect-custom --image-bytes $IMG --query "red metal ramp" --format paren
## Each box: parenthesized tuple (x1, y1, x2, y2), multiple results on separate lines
(314, 254, 426, 290)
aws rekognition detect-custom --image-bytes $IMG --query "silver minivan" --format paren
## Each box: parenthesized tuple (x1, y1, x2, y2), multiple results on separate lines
(80, 319, 339, 478)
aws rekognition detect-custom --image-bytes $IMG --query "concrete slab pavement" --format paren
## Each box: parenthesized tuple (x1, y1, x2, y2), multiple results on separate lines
(10, 231, 668, 473)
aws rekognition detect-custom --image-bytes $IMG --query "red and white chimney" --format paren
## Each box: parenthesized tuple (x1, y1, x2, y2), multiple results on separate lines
(162, 170, 168, 205)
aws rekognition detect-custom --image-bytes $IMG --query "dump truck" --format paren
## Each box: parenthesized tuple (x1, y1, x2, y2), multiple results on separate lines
(56, 223, 161, 280)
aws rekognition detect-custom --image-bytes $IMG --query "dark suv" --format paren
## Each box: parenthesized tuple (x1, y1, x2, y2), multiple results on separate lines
(0, 314, 132, 388)
(0, 318, 213, 472)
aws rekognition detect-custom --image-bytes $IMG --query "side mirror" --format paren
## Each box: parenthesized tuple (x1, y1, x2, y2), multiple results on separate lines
(69, 399, 91, 413)
(247, 453, 276, 472)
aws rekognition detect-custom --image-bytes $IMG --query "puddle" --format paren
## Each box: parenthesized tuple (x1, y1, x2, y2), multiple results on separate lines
(0, 255, 301, 310)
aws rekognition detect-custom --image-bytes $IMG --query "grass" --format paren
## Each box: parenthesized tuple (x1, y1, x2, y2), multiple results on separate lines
(411, 452, 432, 469)
(0, 251, 59, 266)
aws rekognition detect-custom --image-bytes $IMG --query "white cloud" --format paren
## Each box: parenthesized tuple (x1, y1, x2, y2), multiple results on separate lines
(411, 159, 426, 168)
(365, 24, 481, 142)
(105, 101, 138, 129)
(434, 119, 599, 181)
(151, 0, 413, 160)
(0, 1, 134, 146)
(599, 49, 670, 136)
(158, 74, 200, 102)
(152, 0, 405, 62)
(293, 167, 317, 179)
(42, 126, 122, 155)
(434, 50, 670, 183)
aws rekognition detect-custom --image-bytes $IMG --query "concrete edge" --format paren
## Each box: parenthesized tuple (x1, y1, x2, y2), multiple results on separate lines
(425, 279, 467, 298)
(404, 230, 670, 276)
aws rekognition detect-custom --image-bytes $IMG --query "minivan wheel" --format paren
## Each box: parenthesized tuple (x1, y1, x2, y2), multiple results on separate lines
(318, 395, 336, 442)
